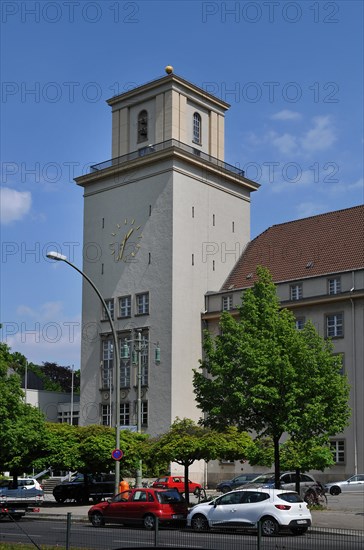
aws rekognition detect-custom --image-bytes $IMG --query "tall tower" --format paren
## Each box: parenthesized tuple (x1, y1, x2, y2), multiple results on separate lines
(75, 70, 259, 441)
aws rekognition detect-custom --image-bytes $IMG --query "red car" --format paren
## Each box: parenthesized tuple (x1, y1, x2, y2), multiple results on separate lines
(152, 476, 202, 495)
(88, 488, 188, 528)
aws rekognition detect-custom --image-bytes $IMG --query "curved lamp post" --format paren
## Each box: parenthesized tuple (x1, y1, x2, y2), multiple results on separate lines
(46, 251, 121, 494)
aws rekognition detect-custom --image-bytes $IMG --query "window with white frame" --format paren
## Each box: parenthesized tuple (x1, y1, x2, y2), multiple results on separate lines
(326, 313, 343, 338)
(102, 339, 113, 388)
(295, 317, 305, 330)
(290, 283, 303, 300)
(136, 292, 149, 315)
(58, 410, 79, 426)
(330, 440, 345, 463)
(328, 277, 341, 295)
(103, 299, 114, 321)
(101, 404, 111, 426)
(119, 295, 132, 318)
(120, 402, 130, 426)
(141, 401, 148, 426)
(193, 112, 201, 144)
(222, 295, 233, 311)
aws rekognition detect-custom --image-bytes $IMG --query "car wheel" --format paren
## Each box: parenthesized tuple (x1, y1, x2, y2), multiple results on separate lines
(191, 514, 209, 531)
(54, 495, 66, 504)
(143, 514, 156, 530)
(90, 512, 105, 527)
(92, 496, 102, 504)
(221, 486, 230, 494)
(290, 527, 308, 535)
(260, 516, 279, 536)
(330, 486, 341, 496)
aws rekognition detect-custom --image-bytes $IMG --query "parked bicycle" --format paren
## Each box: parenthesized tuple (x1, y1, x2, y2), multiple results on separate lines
(304, 482, 328, 507)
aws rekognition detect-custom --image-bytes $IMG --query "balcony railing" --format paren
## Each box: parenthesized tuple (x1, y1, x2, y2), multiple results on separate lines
(90, 139, 245, 177)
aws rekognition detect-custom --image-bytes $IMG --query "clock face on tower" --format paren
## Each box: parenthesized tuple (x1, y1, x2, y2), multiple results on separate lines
(109, 218, 143, 262)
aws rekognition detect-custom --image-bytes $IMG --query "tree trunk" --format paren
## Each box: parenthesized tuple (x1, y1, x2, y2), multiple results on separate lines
(184, 463, 190, 506)
(295, 467, 301, 495)
(273, 435, 281, 489)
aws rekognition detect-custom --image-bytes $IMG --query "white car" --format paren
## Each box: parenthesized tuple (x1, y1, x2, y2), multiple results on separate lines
(324, 474, 364, 495)
(0, 478, 44, 501)
(187, 488, 312, 536)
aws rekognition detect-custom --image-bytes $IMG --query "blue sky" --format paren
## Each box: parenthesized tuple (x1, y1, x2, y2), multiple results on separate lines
(1, 0, 363, 366)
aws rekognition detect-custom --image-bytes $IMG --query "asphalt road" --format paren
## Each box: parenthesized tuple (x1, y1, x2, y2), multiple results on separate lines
(0, 518, 363, 550)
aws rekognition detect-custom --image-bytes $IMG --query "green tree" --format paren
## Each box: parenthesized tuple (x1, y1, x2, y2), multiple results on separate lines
(0, 343, 47, 479)
(193, 267, 350, 488)
(149, 418, 251, 504)
(34, 423, 148, 479)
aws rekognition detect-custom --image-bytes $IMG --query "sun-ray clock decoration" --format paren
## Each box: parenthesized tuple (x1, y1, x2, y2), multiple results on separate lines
(110, 218, 143, 262)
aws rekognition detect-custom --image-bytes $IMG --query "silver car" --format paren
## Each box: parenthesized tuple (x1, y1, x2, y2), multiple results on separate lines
(324, 474, 364, 495)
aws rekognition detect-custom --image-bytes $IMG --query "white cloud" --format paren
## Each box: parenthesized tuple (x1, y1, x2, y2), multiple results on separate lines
(0, 187, 32, 224)
(268, 131, 297, 154)
(301, 115, 337, 152)
(17, 301, 64, 321)
(271, 110, 302, 121)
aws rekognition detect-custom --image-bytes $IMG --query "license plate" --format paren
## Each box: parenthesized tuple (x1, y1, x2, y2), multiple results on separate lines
(297, 520, 308, 524)
(172, 514, 184, 519)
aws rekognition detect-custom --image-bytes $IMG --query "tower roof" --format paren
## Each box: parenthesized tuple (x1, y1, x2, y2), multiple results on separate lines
(107, 73, 230, 111)
(221, 204, 364, 290)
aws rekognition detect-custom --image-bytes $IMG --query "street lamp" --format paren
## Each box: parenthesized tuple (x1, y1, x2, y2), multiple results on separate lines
(46, 251, 121, 494)
(121, 330, 160, 487)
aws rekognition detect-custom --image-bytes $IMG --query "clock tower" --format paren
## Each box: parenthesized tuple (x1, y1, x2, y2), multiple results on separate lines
(75, 70, 259, 454)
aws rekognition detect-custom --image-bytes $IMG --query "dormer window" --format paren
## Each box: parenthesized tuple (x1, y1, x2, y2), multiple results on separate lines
(138, 110, 148, 142)
(193, 112, 201, 144)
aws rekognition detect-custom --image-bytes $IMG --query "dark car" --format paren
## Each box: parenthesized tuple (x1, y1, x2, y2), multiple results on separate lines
(53, 473, 115, 504)
(216, 473, 262, 493)
(88, 488, 188, 528)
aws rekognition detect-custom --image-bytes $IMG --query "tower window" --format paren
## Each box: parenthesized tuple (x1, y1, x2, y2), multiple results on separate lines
(137, 110, 148, 143)
(193, 112, 201, 144)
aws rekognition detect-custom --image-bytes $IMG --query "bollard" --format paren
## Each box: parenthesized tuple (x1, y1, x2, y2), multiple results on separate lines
(66, 512, 72, 550)
(257, 519, 262, 550)
(154, 516, 159, 547)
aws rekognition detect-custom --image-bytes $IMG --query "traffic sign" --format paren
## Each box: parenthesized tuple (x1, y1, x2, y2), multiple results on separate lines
(111, 448, 124, 461)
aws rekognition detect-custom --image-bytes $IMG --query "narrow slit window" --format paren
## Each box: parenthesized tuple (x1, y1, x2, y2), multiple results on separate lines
(138, 110, 148, 143)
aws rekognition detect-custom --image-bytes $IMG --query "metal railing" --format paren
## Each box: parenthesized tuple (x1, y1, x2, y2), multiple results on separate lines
(90, 139, 245, 177)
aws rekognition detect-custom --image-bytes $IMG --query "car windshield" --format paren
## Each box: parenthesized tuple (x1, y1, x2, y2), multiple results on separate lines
(157, 490, 184, 504)
(278, 492, 304, 503)
(251, 474, 275, 484)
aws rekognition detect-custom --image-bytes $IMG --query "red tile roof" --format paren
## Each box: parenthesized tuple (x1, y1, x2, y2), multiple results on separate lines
(222, 205, 364, 290)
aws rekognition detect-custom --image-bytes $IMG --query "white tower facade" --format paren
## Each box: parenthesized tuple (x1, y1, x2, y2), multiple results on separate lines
(75, 72, 259, 447)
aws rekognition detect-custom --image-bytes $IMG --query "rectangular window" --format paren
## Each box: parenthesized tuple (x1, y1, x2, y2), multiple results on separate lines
(120, 403, 130, 426)
(103, 299, 114, 321)
(101, 404, 111, 426)
(102, 340, 113, 388)
(328, 277, 341, 295)
(326, 313, 344, 338)
(290, 283, 303, 300)
(295, 317, 305, 330)
(141, 334, 149, 386)
(331, 440, 345, 464)
(119, 295, 132, 318)
(136, 292, 149, 315)
(222, 295, 233, 311)
(141, 401, 148, 426)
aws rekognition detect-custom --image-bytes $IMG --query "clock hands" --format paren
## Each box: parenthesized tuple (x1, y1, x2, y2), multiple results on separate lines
(118, 228, 135, 261)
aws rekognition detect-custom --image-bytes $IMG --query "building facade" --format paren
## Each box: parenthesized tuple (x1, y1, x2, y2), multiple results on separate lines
(204, 205, 364, 483)
(75, 71, 259, 477)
